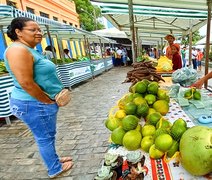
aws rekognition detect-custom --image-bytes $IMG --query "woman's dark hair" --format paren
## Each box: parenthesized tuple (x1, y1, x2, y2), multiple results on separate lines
(63, 48, 69, 54)
(7, 17, 35, 41)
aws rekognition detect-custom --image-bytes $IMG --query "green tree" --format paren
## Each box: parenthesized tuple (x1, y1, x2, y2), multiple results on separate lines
(73, 0, 104, 31)
(181, 31, 203, 46)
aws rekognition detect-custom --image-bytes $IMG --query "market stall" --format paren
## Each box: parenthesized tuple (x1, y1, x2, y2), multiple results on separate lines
(56, 61, 92, 88)
(91, 0, 211, 81)
(94, 71, 212, 179)
(0, 74, 14, 124)
(104, 57, 113, 70)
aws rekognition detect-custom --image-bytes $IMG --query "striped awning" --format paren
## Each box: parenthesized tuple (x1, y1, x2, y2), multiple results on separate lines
(91, 1, 208, 19)
(0, 5, 116, 44)
(91, 0, 210, 44)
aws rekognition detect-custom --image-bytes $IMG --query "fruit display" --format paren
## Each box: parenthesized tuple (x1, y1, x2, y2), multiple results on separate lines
(183, 87, 201, 100)
(144, 118, 188, 159)
(180, 126, 212, 176)
(105, 80, 175, 153)
(102, 76, 212, 179)
(123, 61, 165, 84)
(0, 61, 8, 74)
(156, 56, 173, 72)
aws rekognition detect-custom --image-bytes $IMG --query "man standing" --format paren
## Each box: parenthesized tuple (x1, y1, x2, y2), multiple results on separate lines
(164, 34, 175, 60)
(191, 47, 198, 70)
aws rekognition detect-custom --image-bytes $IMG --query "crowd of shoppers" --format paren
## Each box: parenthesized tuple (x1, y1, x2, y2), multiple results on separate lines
(110, 46, 130, 67)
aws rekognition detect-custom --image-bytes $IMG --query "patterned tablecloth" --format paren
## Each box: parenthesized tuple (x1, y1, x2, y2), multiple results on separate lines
(107, 99, 212, 180)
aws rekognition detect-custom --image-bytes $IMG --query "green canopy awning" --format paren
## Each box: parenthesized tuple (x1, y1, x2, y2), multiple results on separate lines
(91, 0, 209, 44)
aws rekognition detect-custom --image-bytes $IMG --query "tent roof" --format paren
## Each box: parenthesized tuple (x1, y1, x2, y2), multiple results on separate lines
(91, 0, 209, 11)
(92, 28, 165, 45)
(92, 28, 128, 38)
(91, 0, 209, 45)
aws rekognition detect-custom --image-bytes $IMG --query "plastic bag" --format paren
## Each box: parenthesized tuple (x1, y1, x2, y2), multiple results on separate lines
(156, 56, 173, 72)
(172, 66, 198, 87)
(168, 84, 180, 98)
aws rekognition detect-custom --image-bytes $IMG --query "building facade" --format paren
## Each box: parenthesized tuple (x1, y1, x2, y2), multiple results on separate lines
(1, 0, 80, 28)
(0, 0, 87, 59)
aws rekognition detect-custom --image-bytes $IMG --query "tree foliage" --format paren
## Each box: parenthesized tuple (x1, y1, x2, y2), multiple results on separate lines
(181, 31, 203, 46)
(73, 0, 104, 31)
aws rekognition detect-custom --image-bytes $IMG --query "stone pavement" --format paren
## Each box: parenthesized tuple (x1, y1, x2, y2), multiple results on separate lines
(0, 66, 211, 180)
(0, 66, 131, 180)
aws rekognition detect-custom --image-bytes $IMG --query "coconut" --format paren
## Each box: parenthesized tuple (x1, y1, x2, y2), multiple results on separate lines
(179, 126, 212, 176)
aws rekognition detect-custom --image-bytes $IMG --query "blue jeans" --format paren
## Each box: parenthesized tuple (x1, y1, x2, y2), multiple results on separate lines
(9, 98, 62, 177)
(182, 58, 186, 67)
(192, 59, 197, 69)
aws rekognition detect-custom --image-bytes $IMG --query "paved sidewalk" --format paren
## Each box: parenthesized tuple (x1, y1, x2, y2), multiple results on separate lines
(0, 67, 131, 180)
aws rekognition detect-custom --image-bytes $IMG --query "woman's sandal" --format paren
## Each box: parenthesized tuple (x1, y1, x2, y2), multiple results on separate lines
(60, 156, 72, 163)
(49, 161, 73, 178)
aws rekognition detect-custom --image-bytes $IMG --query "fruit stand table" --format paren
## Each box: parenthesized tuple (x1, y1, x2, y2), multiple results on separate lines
(56, 61, 93, 88)
(97, 78, 212, 180)
(56, 57, 113, 88)
(104, 57, 113, 71)
(102, 98, 211, 180)
(91, 59, 106, 76)
(0, 74, 14, 124)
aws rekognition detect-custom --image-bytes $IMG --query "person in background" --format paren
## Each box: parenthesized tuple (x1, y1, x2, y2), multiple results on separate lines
(164, 34, 175, 60)
(171, 43, 182, 70)
(116, 47, 122, 66)
(4, 17, 73, 178)
(192, 71, 212, 88)
(42, 45, 55, 60)
(153, 48, 159, 59)
(111, 48, 116, 66)
(122, 47, 128, 66)
(106, 47, 111, 56)
(63, 48, 71, 58)
(184, 47, 190, 67)
(149, 48, 154, 58)
(181, 46, 186, 67)
(191, 47, 198, 70)
(197, 49, 203, 71)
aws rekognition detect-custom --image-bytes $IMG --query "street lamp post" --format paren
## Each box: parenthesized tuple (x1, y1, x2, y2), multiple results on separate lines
(81, 8, 97, 30)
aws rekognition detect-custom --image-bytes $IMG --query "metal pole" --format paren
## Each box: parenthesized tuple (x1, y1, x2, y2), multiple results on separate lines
(136, 27, 140, 56)
(188, 20, 193, 66)
(83, 35, 88, 56)
(86, 38, 91, 60)
(55, 34, 64, 60)
(161, 37, 164, 56)
(99, 39, 104, 59)
(93, 41, 96, 56)
(45, 25, 56, 59)
(128, 0, 136, 63)
(204, 0, 212, 88)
